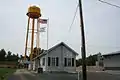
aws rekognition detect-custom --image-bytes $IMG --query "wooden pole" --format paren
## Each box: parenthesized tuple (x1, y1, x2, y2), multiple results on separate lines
(78, 0, 87, 80)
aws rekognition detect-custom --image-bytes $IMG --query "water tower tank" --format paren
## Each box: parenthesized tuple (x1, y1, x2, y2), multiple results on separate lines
(27, 6, 41, 18)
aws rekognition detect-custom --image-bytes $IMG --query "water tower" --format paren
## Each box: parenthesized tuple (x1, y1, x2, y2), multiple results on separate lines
(24, 5, 41, 69)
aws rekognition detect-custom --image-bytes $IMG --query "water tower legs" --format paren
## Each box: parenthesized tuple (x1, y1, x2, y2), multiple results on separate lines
(24, 5, 41, 70)
(24, 17, 30, 60)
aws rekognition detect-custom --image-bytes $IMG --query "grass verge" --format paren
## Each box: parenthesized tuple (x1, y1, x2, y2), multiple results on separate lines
(0, 68, 16, 80)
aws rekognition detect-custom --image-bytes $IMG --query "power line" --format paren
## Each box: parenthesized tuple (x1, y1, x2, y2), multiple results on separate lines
(99, 0, 120, 9)
(87, 44, 120, 48)
(68, 4, 79, 32)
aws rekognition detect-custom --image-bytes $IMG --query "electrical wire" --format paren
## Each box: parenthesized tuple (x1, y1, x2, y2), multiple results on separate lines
(87, 44, 120, 48)
(99, 0, 120, 8)
(68, 4, 79, 32)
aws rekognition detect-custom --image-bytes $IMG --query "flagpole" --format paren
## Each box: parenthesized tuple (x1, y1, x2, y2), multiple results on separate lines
(47, 18, 49, 55)
(38, 18, 49, 71)
(37, 18, 40, 49)
(46, 18, 49, 72)
(37, 18, 40, 68)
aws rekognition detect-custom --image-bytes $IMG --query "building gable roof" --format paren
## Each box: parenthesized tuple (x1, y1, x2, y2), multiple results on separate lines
(33, 42, 79, 60)
(103, 51, 120, 57)
(47, 42, 79, 55)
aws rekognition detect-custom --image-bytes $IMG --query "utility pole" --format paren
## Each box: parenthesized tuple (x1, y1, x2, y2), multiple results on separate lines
(78, 0, 87, 80)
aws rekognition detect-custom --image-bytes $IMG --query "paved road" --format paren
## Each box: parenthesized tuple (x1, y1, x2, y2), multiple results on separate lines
(8, 69, 120, 80)
(87, 72, 120, 80)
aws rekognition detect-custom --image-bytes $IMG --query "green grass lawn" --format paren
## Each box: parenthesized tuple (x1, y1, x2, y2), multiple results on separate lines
(0, 68, 16, 80)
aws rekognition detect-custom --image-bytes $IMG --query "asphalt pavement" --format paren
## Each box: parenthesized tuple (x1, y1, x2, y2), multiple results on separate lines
(7, 69, 120, 80)
(87, 72, 120, 80)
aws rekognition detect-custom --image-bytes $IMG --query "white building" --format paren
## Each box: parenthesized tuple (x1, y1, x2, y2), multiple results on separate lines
(103, 51, 120, 70)
(32, 42, 78, 72)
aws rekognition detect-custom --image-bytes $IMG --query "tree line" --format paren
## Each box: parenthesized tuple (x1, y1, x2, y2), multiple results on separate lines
(0, 48, 100, 66)
(0, 49, 22, 62)
(76, 53, 99, 67)
(0, 47, 45, 62)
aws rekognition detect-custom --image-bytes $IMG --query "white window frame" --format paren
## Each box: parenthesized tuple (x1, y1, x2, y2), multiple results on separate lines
(64, 57, 73, 67)
(51, 57, 56, 66)
(67, 58, 72, 67)
(42, 58, 45, 66)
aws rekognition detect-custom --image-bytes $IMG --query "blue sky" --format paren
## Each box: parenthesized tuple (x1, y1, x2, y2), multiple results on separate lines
(0, 0, 120, 58)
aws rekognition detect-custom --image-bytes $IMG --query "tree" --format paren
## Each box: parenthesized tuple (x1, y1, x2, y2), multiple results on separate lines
(6, 51, 20, 61)
(20, 55, 23, 59)
(76, 59, 82, 67)
(86, 54, 98, 66)
(6, 51, 12, 61)
(11, 54, 19, 61)
(8, 51, 12, 56)
(76, 54, 98, 67)
(26, 55, 30, 61)
(0, 49, 6, 61)
(16, 53, 19, 58)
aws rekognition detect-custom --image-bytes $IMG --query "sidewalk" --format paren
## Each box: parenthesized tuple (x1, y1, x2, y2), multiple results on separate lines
(8, 69, 39, 80)
(30, 70, 37, 74)
(105, 70, 120, 75)
(14, 69, 36, 76)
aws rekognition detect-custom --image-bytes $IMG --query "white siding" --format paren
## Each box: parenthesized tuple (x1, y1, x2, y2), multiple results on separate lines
(33, 59, 40, 71)
(104, 55, 120, 67)
(40, 56, 46, 71)
(47, 46, 62, 71)
(35, 43, 77, 72)
(63, 46, 76, 72)
(47, 45, 76, 72)
(33, 60, 35, 70)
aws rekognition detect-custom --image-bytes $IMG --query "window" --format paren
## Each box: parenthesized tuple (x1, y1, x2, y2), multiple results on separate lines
(48, 57, 59, 66)
(68, 58, 71, 66)
(64, 58, 67, 66)
(48, 57, 51, 66)
(64, 58, 74, 67)
(42, 58, 45, 66)
(52, 57, 56, 66)
(56, 57, 59, 66)
(72, 58, 74, 67)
